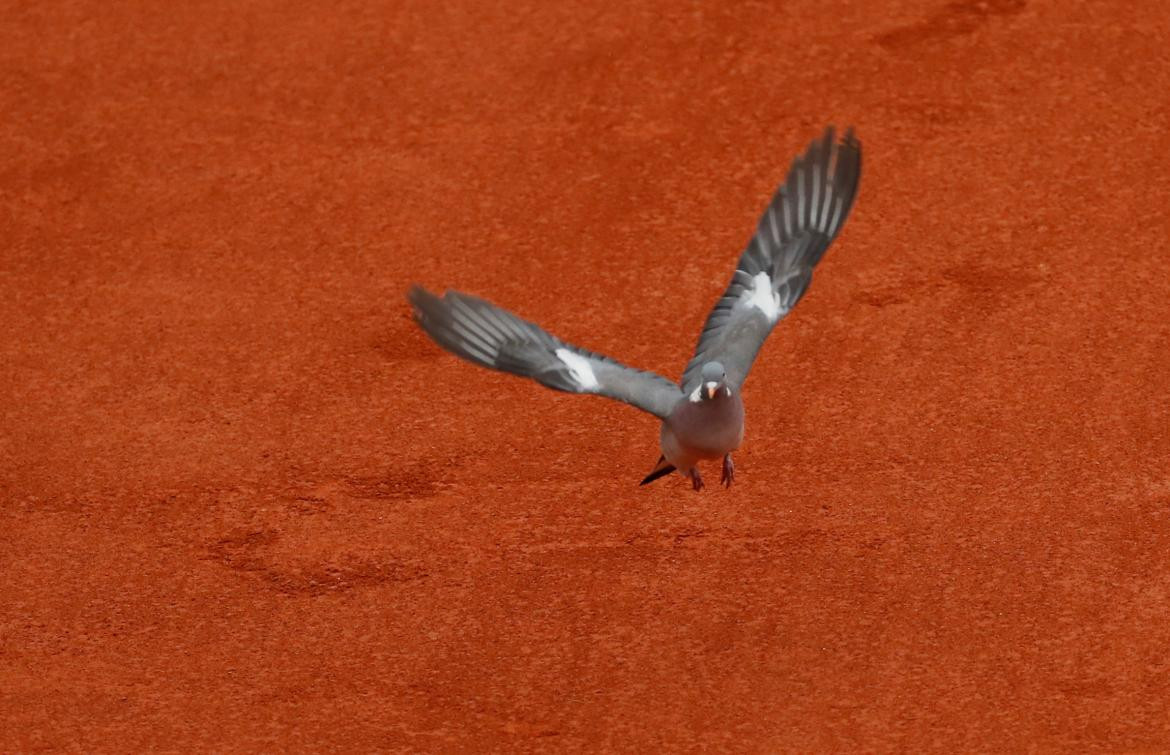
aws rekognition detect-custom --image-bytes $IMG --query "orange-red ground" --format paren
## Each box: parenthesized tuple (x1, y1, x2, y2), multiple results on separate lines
(3, 0, 1170, 750)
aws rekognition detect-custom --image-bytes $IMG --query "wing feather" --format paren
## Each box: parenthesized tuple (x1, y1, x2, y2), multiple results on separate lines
(680, 127, 862, 393)
(409, 286, 683, 419)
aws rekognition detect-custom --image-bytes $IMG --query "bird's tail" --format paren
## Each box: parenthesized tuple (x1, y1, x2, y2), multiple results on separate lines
(640, 455, 676, 486)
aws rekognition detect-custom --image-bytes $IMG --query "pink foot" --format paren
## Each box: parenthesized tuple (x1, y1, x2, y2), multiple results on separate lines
(721, 454, 734, 488)
(690, 469, 705, 492)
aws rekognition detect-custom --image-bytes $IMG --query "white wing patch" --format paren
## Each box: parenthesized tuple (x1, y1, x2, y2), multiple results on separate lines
(555, 348, 600, 390)
(743, 271, 780, 321)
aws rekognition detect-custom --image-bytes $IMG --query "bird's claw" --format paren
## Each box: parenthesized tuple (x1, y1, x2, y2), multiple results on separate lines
(721, 454, 734, 488)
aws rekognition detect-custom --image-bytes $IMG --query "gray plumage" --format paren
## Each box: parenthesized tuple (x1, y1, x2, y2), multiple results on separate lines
(680, 126, 861, 394)
(408, 126, 862, 489)
(408, 287, 683, 419)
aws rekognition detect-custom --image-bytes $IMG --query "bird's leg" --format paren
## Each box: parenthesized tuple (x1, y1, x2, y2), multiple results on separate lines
(721, 454, 734, 488)
(690, 468, 705, 492)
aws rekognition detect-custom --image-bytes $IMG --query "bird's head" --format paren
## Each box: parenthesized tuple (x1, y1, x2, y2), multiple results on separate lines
(699, 361, 727, 401)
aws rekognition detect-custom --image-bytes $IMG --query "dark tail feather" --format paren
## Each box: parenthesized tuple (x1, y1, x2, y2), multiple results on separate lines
(640, 456, 676, 486)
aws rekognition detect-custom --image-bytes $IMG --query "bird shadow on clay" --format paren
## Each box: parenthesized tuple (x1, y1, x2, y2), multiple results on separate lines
(850, 259, 1044, 312)
(340, 465, 447, 502)
(199, 462, 454, 595)
(939, 260, 1043, 305)
(851, 277, 946, 309)
(286, 457, 460, 514)
(203, 528, 429, 597)
(876, 0, 1027, 51)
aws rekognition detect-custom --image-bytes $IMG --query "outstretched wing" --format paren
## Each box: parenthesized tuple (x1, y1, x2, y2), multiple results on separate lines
(680, 126, 861, 393)
(409, 286, 684, 419)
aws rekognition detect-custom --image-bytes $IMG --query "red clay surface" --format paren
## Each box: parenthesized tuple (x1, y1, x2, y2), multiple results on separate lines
(3, 0, 1170, 750)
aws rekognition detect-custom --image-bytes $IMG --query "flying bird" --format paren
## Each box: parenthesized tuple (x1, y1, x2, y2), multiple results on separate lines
(409, 127, 861, 490)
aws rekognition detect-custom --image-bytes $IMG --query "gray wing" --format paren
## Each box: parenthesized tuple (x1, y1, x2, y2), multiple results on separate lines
(409, 286, 683, 419)
(680, 126, 861, 394)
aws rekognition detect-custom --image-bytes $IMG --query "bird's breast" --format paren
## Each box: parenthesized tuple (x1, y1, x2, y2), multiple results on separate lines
(663, 392, 745, 460)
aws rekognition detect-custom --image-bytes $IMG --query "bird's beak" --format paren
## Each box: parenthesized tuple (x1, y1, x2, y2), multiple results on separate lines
(704, 382, 718, 400)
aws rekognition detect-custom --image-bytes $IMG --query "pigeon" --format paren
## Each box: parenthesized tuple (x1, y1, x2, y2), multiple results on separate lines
(408, 126, 861, 491)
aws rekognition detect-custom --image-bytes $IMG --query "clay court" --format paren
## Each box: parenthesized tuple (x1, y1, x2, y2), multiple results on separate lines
(3, 0, 1170, 750)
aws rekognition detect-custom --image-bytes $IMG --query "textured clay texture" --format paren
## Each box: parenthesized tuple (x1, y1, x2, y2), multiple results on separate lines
(3, 0, 1170, 750)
